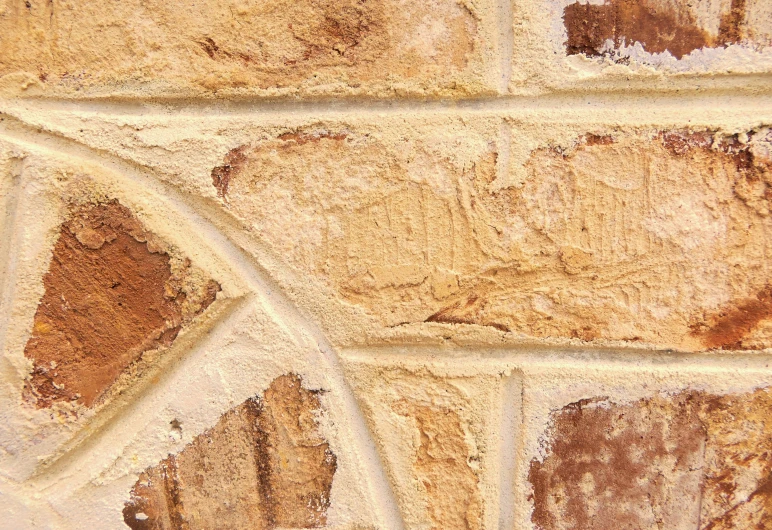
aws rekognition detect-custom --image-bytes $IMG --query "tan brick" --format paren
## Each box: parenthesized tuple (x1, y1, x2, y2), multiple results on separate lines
(342, 361, 503, 530)
(0, 0, 498, 98)
(529, 387, 772, 530)
(123, 374, 336, 530)
(463, 127, 772, 351)
(511, 0, 772, 92)
(197, 122, 772, 351)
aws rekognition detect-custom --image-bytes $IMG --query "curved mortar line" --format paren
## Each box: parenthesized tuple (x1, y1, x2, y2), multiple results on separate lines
(0, 155, 25, 375)
(0, 112, 407, 530)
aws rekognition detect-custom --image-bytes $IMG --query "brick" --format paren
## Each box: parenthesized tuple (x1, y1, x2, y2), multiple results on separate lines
(511, 0, 772, 92)
(199, 123, 772, 351)
(461, 127, 772, 351)
(123, 374, 336, 530)
(343, 361, 502, 530)
(23, 201, 220, 408)
(529, 387, 772, 530)
(0, 0, 498, 98)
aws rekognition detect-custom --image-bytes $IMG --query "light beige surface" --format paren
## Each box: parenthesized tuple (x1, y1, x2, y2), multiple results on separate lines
(0, 1, 771, 529)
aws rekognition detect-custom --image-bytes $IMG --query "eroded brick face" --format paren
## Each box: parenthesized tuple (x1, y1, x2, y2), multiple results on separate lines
(393, 400, 483, 530)
(123, 374, 336, 530)
(563, 0, 769, 59)
(529, 388, 772, 530)
(23, 201, 219, 408)
(213, 127, 772, 351)
(0, 0, 484, 97)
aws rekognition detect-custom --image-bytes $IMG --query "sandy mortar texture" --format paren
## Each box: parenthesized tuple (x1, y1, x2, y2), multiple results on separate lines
(0, 0, 772, 529)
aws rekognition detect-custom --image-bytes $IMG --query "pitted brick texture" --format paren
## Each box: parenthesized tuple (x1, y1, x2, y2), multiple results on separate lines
(563, 0, 770, 59)
(0, 0, 492, 98)
(211, 125, 772, 351)
(0, 0, 771, 527)
(529, 388, 772, 530)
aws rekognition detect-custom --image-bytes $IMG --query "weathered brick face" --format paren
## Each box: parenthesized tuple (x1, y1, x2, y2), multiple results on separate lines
(209, 125, 772, 351)
(123, 374, 336, 530)
(0, 0, 494, 97)
(0, 0, 771, 528)
(563, 0, 767, 59)
(24, 201, 219, 408)
(529, 388, 772, 530)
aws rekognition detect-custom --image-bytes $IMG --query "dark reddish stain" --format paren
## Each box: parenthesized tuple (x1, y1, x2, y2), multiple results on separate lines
(292, 3, 380, 61)
(211, 132, 347, 199)
(659, 130, 714, 155)
(691, 285, 772, 350)
(660, 129, 771, 178)
(563, 0, 729, 59)
(529, 393, 707, 530)
(717, 0, 747, 46)
(277, 130, 348, 146)
(211, 145, 249, 199)
(583, 134, 615, 146)
(530, 389, 772, 530)
(23, 201, 219, 408)
(197, 37, 220, 60)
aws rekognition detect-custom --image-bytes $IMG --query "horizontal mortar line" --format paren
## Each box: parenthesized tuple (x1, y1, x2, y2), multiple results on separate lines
(0, 114, 407, 529)
(339, 344, 772, 370)
(3, 85, 772, 117)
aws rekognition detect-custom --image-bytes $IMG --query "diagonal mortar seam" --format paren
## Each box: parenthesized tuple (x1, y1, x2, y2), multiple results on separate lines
(28, 294, 251, 484)
(0, 154, 24, 378)
(0, 112, 408, 530)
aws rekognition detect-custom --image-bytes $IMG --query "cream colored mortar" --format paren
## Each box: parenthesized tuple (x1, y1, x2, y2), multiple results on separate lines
(0, 136, 400, 529)
(1, 95, 772, 528)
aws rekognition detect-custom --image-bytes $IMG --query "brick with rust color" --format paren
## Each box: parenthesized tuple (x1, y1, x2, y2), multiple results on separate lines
(564, 0, 768, 59)
(0, 0, 489, 97)
(529, 388, 772, 530)
(123, 374, 336, 530)
(23, 201, 220, 408)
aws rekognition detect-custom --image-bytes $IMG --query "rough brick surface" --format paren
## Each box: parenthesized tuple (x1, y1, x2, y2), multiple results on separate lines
(123, 374, 336, 530)
(0, 0, 498, 98)
(529, 388, 772, 530)
(0, 1, 771, 528)
(24, 201, 219, 408)
(343, 361, 503, 530)
(186, 123, 772, 351)
(510, 0, 772, 92)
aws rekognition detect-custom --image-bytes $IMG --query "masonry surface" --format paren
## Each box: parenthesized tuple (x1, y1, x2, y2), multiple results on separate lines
(0, 0, 771, 529)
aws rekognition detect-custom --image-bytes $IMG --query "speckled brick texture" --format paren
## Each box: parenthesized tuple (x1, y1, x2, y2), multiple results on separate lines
(0, 1, 771, 529)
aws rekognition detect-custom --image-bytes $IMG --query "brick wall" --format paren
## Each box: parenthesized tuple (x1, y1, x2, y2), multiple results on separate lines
(0, 1, 771, 529)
